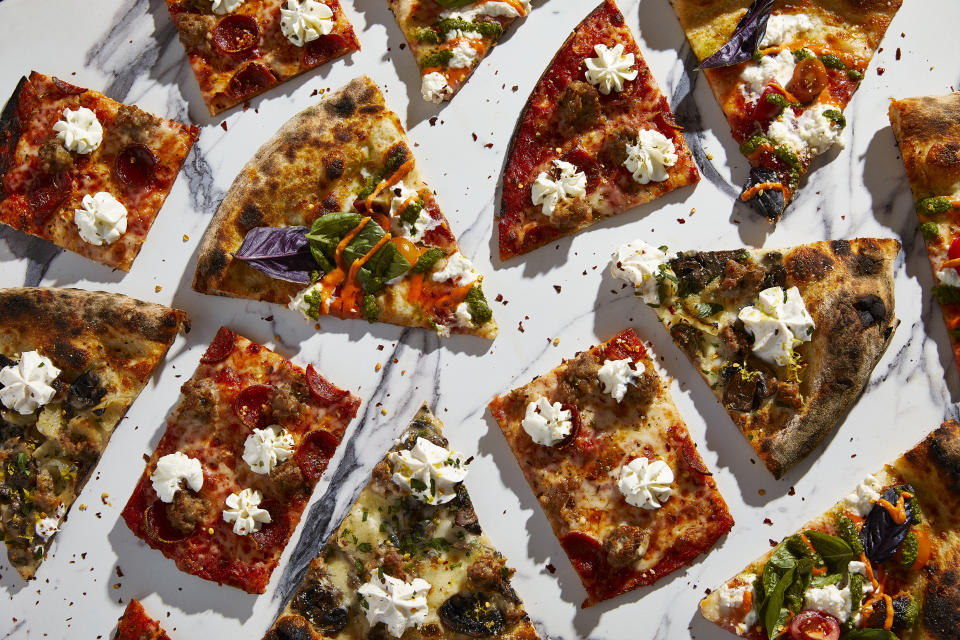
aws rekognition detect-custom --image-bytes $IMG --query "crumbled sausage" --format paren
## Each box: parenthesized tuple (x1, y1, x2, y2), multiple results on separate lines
(369, 460, 393, 495)
(165, 489, 209, 534)
(776, 381, 803, 409)
(556, 81, 601, 136)
(112, 104, 156, 138)
(271, 458, 305, 494)
(174, 14, 210, 51)
(179, 378, 218, 420)
(540, 478, 578, 522)
(598, 126, 638, 169)
(379, 548, 407, 581)
(38, 138, 73, 174)
(719, 259, 765, 299)
(467, 548, 507, 588)
(602, 525, 649, 569)
(271, 382, 304, 424)
(549, 198, 592, 231)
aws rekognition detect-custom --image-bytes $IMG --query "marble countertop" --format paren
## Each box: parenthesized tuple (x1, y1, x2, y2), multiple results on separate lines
(1, 0, 958, 638)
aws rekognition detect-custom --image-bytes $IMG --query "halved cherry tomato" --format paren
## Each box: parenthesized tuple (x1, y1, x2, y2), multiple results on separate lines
(233, 384, 273, 428)
(787, 58, 828, 103)
(788, 610, 840, 640)
(559, 531, 606, 581)
(294, 430, 340, 482)
(211, 15, 259, 56)
(115, 143, 157, 189)
(948, 237, 960, 261)
(752, 85, 789, 123)
(305, 364, 349, 406)
(200, 327, 236, 364)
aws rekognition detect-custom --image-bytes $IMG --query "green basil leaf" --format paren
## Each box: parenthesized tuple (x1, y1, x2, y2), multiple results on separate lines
(810, 572, 843, 589)
(784, 558, 812, 612)
(356, 242, 411, 295)
(340, 218, 386, 269)
(306, 212, 364, 268)
(761, 566, 794, 639)
(804, 530, 855, 572)
(696, 302, 724, 319)
(782, 535, 812, 562)
(835, 513, 865, 555)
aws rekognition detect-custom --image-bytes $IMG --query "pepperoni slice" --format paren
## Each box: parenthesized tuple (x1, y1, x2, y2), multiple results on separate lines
(211, 15, 259, 57)
(143, 502, 190, 544)
(305, 364, 349, 406)
(294, 430, 340, 483)
(216, 367, 241, 388)
(559, 531, 606, 582)
(114, 143, 157, 189)
(251, 501, 288, 550)
(602, 332, 646, 363)
(233, 384, 273, 428)
(680, 438, 712, 476)
(27, 171, 68, 219)
(226, 62, 275, 99)
(52, 76, 84, 96)
(303, 34, 346, 67)
(555, 403, 582, 450)
(560, 147, 600, 192)
(200, 328, 236, 364)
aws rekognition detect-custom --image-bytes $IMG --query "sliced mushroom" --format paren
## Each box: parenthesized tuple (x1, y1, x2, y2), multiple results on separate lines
(290, 577, 349, 636)
(438, 592, 505, 638)
(67, 370, 107, 410)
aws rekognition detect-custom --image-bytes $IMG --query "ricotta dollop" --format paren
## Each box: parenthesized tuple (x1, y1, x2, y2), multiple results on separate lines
(210, 0, 245, 14)
(609, 239, 676, 304)
(53, 107, 103, 154)
(431, 251, 479, 286)
(357, 573, 431, 638)
(766, 103, 845, 160)
(280, 0, 334, 47)
(760, 13, 819, 48)
(618, 457, 673, 509)
(0, 351, 61, 415)
(737, 286, 815, 367)
(521, 396, 572, 446)
(242, 426, 295, 475)
(530, 159, 587, 217)
(842, 473, 885, 517)
(937, 267, 960, 289)
(421, 72, 451, 104)
(623, 129, 677, 184)
(441, 0, 530, 21)
(222, 488, 271, 535)
(597, 358, 637, 402)
(388, 437, 468, 505)
(151, 452, 204, 503)
(584, 43, 637, 95)
(716, 574, 758, 632)
(448, 39, 478, 69)
(740, 49, 796, 102)
(74, 192, 128, 246)
(803, 583, 852, 622)
(34, 502, 67, 542)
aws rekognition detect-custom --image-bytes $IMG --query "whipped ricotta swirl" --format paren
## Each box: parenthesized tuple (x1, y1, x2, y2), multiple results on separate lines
(53, 107, 103, 154)
(222, 488, 271, 535)
(243, 426, 295, 474)
(35, 502, 67, 542)
(0, 351, 61, 415)
(623, 129, 677, 184)
(151, 452, 204, 503)
(280, 0, 334, 47)
(431, 251, 479, 286)
(530, 159, 587, 217)
(766, 103, 845, 160)
(74, 192, 128, 246)
(388, 437, 468, 505)
(421, 72, 451, 104)
(618, 457, 674, 509)
(584, 43, 637, 94)
(842, 473, 884, 517)
(521, 396, 572, 446)
(738, 286, 815, 367)
(760, 13, 819, 48)
(358, 573, 431, 638)
(210, 0, 245, 14)
(609, 239, 676, 304)
(598, 358, 638, 402)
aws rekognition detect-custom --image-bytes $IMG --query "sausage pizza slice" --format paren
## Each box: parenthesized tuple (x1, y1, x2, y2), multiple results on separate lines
(488, 329, 733, 607)
(669, 0, 901, 220)
(701, 420, 960, 640)
(0, 287, 188, 580)
(121, 327, 360, 594)
(114, 599, 173, 640)
(263, 404, 539, 640)
(610, 238, 899, 478)
(193, 76, 498, 339)
(499, 0, 699, 260)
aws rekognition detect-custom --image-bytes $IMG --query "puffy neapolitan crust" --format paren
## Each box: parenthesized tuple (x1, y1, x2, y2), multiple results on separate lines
(488, 329, 733, 606)
(193, 76, 498, 338)
(0, 72, 198, 270)
(114, 599, 172, 640)
(647, 238, 899, 478)
(499, 0, 699, 260)
(889, 93, 960, 375)
(263, 404, 540, 640)
(701, 421, 960, 640)
(0, 287, 188, 579)
(121, 327, 359, 594)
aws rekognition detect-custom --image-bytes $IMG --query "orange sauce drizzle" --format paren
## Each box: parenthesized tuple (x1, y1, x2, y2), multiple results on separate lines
(363, 157, 415, 212)
(740, 182, 785, 201)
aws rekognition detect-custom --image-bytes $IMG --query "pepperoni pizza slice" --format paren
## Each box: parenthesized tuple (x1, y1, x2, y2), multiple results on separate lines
(387, 0, 532, 104)
(668, 0, 901, 220)
(114, 599, 173, 640)
(264, 404, 539, 640)
(888, 93, 960, 376)
(499, 0, 699, 260)
(488, 329, 733, 607)
(193, 76, 498, 339)
(0, 72, 198, 271)
(167, 0, 360, 116)
(120, 327, 360, 594)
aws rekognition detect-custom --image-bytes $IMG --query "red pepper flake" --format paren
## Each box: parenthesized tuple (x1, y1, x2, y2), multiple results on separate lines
(545, 564, 556, 574)
(677, 218, 686, 224)
(518, 321, 525, 333)
(220, 121, 228, 131)
(484, 143, 493, 148)
(763, 518, 773, 526)
(377, 344, 385, 351)
(495, 294, 504, 302)
(310, 89, 318, 96)
(788, 486, 796, 496)
(429, 116, 438, 127)
(895, 48, 901, 60)
(472, 133, 478, 141)
(116, 567, 124, 577)
(769, 539, 778, 547)
(399, 43, 406, 50)
(877, 67, 885, 75)
(553, 285, 561, 293)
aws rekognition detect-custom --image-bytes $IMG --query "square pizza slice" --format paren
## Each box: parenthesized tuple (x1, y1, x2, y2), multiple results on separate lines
(120, 327, 360, 594)
(167, 0, 360, 115)
(488, 328, 733, 606)
(0, 72, 198, 271)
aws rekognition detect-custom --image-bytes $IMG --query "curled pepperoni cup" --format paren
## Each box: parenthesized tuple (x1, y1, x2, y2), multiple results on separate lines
(115, 144, 157, 189)
(294, 430, 340, 483)
(559, 531, 606, 581)
(303, 34, 346, 67)
(788, 611, 840, 640)
(27, 171, 69, 218)
(554, 403, 582, 450)
(200, 328, 236, 364)
(212, 15, 259, 57)
(143, 503, 191, 544)
(305, 364, 349, 405)
(680, 439, 712, 476)
(226, 62, 275, 100)
(233, 384, 274, 428)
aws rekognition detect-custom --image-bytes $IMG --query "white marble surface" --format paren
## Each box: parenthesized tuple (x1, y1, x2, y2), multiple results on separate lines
(1, 0, 958, 638)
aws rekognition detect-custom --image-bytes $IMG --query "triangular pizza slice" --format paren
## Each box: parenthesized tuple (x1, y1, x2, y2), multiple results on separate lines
(194, 76, 498, 339)
(611, 238, 899, 478)
(263, 404, 540, 640)
(0, 287, 188, 580)
(669, 0, 901, 220)
(499, 0, 699, 260)
(701, 420, 960, 639)
(387, 0, 532, 104)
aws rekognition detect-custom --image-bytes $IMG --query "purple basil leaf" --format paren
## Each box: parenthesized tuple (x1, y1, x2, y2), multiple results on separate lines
(697, 0, 776, 70)
(860, 485, 915, 563)
(233, 226, 315, 283)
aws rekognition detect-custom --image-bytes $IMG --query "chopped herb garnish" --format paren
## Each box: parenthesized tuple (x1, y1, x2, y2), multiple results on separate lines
(357, 542, 372, 553)
(792, 48, 814, 62)
(847, 68, 864, 81)
(916, 196, 952, 216)
(822, 109, 846, 129)
(421, 49, 454, 69)
(818, 53, 845, 70)
(919, 221, 940, 240)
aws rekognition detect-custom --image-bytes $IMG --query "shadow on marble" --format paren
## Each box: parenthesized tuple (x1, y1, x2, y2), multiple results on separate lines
(0, 226, 62, 287)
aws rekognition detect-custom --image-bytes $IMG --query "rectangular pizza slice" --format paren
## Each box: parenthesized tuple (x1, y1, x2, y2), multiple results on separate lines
(263, 404, 540, 640)
(701, 420, 960, 639)
(488, 328, 733, 606)
(0, 72, 198, 271)
(120, 327, 360, 594)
